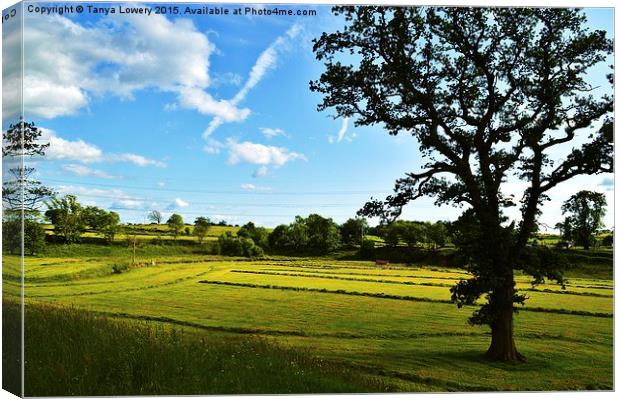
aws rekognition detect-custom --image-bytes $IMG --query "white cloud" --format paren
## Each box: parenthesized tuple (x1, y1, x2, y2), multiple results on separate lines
(57, 185, 141, 209)
(13, 11, 251, 121)
(227, 139, 306, 167)
(177, 87, 250, 122)
(40, 128, 103, 163)
(260, 127, 287, 138)
(109, 153, 166, 168)
(174, 198, 189, 208)
(212, 72, 243, 87)
(203, 23, 301, 138)
(111, 199, 145, 210)
(158, 182, 166, 187)
(203, 138, 225, 154)
(167, 197, 189, 210)
(39, 128, 164, 167)
(328, 117, 355, 143)
(62, 164, 116, 179)
(24, 76, 89, 119)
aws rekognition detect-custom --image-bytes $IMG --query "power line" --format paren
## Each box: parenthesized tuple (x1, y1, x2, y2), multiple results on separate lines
(42, 178, 392, 196)
(104, 206, 359, 219)
(59, 192, 366, 208)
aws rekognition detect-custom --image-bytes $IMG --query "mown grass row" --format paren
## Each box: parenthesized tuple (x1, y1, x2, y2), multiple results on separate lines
(5, 301, 392, 396)
(27, 270, 213, 298)
(259, 261, 470, 275)
(232, 270, 455, 287)
(264, 267, 614, 291)
(198, 280, 613, 318)
(235, 270, 613, 298)
(262, 267, 465, 280)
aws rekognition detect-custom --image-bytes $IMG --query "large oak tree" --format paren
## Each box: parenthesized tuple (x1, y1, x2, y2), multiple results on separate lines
(310, 7, 613, 361)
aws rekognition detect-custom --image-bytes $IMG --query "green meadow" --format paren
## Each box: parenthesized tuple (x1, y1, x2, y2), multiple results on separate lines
(2, 242, 613, 394)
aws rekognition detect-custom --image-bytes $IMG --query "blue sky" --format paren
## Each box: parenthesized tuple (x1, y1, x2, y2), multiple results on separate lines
(2, 3, 614, 229)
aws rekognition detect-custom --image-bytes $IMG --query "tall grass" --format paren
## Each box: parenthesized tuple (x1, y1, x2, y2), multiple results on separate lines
(2, 302, 21, 396)
(10, 302, 390, 396)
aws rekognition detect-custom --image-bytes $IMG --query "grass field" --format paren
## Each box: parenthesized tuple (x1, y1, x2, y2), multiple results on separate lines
(2, 246, 614, 394)
(43, 224, 240, 243)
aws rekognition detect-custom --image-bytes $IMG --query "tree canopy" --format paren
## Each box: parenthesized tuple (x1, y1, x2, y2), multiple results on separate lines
(561, 190, 607, 249)
(2, 119, 54, 214)
(167, 214, 185, 239)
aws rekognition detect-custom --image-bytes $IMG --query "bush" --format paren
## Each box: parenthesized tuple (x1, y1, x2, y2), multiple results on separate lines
(111, 263, 129, 274)
(218, 233, 264, 258)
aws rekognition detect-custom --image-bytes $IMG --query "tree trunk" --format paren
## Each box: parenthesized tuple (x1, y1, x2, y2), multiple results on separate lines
(486, 292, 526, 362)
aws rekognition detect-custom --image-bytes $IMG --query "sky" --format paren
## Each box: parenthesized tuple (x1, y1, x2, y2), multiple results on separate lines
(1, 2, 615, 230)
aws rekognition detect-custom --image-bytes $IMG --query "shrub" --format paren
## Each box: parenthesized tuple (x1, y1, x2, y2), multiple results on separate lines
(218, 233, 264, 258)
(111, 263, 129, 274)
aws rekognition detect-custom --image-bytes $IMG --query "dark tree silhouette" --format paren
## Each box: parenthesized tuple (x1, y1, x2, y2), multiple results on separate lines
(311, 7, 613, 361)
(2, 118, 54, 213)
(561, 190, 607, 250)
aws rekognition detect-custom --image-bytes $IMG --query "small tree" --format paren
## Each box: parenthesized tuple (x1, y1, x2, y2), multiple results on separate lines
(45, 195, 85, 244)
(289, 216, 310, 249)
(427, 222, 449, 249)
(381, 224, 400, 247)
(554, 217, 575, 244)
(399, 221, 426, 248)
(2, 119, 54, 214)
(100, 212, 121, 244)
(268, 224, 292, 249)
(305, 214, 341, 252)
(124, 227, 140, 265)
(193, 217, 211, 244)
(2, 118, 54, 254)
(147, 210, 163, 224)
(340, 217, 368, 246)
(561, 191, 607, 250)
(166, 214, 184, 240)
(238, 221, 270, 249)
(81, 206, 120, 243)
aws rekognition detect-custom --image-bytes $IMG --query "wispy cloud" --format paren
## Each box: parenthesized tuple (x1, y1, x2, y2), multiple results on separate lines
(203, 138, 225, 155)
(240, 183, 272, 192)
(203, 23, 301, 138)
(108, 153, 166, 168)
(328, 117, 356, 144)
(62, 164, 116, 179)
(260, 127, 288, 139)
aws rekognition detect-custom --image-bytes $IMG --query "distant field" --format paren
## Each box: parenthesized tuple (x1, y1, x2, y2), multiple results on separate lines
(3, 248, 613, 393)
(42, 224, 241, 243)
